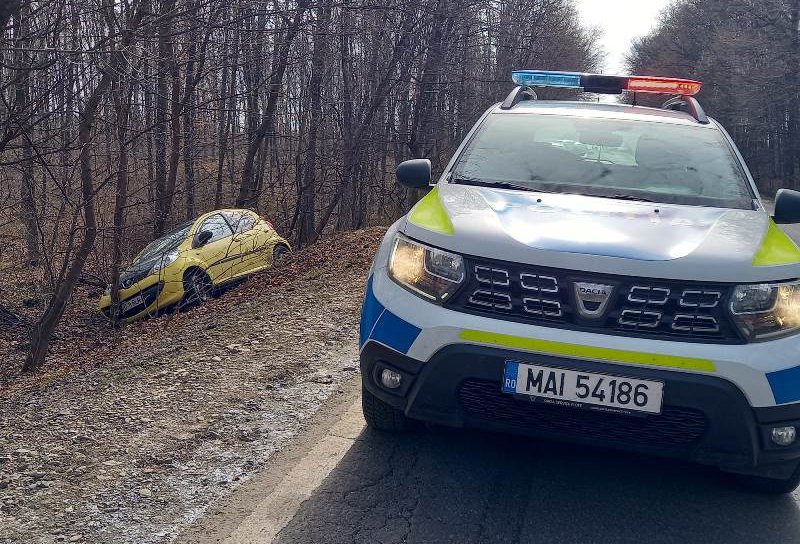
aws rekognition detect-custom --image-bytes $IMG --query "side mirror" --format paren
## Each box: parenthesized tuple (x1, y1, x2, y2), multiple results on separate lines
(396, 159, 432, 189)
(193, 230, 213, 248)
(773, 189, 800, 224)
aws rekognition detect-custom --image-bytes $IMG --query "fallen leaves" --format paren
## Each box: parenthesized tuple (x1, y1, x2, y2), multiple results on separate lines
(0, 227, 386, 398)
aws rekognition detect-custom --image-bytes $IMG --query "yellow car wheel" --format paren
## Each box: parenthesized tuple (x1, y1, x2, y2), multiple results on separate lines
(273, 243, 290, 264)
(182, 269, 213, 307)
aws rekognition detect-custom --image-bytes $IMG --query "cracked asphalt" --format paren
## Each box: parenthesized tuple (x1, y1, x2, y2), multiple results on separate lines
(264, 219, 800, 544)
(271, 422, 800, 544)
(177, 220, 800, 544)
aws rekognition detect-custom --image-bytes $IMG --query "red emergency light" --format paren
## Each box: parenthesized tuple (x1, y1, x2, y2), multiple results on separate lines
(626, 76, 702, 96)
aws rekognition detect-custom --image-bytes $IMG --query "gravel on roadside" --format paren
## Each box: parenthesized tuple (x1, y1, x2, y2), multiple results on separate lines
(0, 228, 385, 544)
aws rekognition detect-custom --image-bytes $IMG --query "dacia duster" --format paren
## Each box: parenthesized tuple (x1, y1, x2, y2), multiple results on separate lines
(360, 70, 800, 494)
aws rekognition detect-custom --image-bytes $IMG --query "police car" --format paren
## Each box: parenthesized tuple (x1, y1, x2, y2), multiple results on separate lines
(359, 70, 800, 493)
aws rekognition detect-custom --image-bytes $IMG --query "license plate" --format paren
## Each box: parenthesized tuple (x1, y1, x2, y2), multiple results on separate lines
(120, 294, 144, 313)
(502, 361, 664, 415)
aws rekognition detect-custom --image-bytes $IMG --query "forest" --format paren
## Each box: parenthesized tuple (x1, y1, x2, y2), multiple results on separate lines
(2, 0, 799, 373)
(0, 0, 599, 371)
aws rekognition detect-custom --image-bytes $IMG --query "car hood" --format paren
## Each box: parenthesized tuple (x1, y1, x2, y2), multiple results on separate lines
(401, 183, 800, 282)
(119, 257, 160, 288)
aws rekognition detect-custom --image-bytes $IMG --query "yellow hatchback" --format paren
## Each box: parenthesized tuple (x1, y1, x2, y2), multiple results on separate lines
(99, 209, 290, 323)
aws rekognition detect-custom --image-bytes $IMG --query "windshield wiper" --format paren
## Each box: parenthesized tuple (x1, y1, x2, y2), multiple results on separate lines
(451, 176, 551, 193)
(574, 192, 657, 203)
(451, 177, 657, 203)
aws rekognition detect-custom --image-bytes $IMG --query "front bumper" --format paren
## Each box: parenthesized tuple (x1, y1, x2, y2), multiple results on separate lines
(99, 275, 185, 322)
(361, 341, 800, 476)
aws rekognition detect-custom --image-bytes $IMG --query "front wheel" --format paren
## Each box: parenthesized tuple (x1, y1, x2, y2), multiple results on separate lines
(731, 464, 800, 495)
(272, 243, 290, 265)
(362, 386, 409, 432)
(182, 269, 213, 307)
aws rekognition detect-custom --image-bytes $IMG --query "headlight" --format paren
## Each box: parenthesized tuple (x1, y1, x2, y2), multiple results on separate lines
(150, 250, 179, 275)
(730, 281, 800, 341)
(388, 235, 464, 302)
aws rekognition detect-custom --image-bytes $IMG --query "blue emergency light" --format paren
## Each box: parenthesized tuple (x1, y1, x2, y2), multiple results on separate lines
(512, 71, 582, 88)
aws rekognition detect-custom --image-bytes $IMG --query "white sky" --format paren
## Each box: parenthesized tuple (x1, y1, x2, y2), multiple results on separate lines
(575, 0, 674, 74)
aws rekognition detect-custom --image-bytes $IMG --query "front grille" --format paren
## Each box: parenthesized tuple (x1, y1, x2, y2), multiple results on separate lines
(446, 256, 742, 343)
(102, 282, 163, 319)
(459, 380, 707, 448)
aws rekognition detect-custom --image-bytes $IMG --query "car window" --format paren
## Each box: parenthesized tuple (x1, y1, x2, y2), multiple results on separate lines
(452, 113, 754, 209)
(199, 214, 233, 243)
(224, 211, 256, 233)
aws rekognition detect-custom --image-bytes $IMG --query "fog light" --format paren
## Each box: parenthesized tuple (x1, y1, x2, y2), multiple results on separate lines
(771, 426, 797, 446)
(380, 368, 402, 389)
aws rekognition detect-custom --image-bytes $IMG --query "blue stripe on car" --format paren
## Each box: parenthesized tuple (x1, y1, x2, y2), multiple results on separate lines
(767, 366, 800, 404)
(369, 310, 422, 354)
(359, 275, 421, 353)
(360, 276, 384, 347)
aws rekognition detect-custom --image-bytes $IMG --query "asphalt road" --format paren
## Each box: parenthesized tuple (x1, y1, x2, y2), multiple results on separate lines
(271, 423, 800, 544)
(268, 220, 800, 544)
(184, 215, 800, 544)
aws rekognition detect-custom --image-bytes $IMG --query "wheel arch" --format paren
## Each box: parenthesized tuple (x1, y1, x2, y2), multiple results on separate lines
(182, 264, 212, 284)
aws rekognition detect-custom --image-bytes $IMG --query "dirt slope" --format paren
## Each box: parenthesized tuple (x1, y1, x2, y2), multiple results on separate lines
(0, 228, 385, 544)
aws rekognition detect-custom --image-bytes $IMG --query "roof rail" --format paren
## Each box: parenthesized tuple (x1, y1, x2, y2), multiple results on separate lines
(500, 86, 537, 110)
(661, 95, 709, 124)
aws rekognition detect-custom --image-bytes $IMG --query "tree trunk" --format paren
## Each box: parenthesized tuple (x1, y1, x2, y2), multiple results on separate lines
(214, 33, 232, 208)
(336, 6, 355, 231)
(109, 70, 131, 324)
(153, 0, 178, 235)
(12, 3, 40, 266)
(297, 0, 331, 245)
(182, 0, 199, 218)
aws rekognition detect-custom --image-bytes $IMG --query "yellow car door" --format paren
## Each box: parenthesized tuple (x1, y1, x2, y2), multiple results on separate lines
(193, 213, 240, 283)
(223, 210, 262, 277)
(249, 218, 277, 272)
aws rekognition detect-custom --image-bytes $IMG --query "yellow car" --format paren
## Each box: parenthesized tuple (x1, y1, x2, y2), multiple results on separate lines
(99, 209, 290, 323)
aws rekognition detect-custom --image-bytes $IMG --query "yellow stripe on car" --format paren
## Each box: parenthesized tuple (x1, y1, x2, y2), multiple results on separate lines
(458, 329, 716, 372)
(752, 219, 800, 266)
(408, 186, 455, 235)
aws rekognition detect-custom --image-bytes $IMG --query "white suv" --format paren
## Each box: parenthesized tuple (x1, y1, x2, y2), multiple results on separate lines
(359, 70, 800, 493)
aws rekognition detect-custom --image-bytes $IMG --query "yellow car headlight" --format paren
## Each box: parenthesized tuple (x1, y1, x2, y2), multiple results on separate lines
(730, 281, 800, 341)
(388, 235, 464, 303)
(150, 249, 180, 275)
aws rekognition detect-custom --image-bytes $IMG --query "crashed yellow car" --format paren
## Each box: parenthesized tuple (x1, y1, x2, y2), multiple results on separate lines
(100, 209, 290, 323)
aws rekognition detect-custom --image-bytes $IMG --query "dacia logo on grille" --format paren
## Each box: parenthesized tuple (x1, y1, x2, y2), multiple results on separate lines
(573, 282, 614, 319)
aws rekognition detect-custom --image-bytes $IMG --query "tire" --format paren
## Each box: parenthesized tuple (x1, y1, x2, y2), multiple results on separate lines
(731, 465, 800, 495)
(362, 386, 409, 432)
(273, 243, 290, 264)
(182, 269, 213, 307)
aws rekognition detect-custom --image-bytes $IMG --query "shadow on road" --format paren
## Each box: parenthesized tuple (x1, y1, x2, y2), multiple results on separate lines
(274, 426, 800, 544)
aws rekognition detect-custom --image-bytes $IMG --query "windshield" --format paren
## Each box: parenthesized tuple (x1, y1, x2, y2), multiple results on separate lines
(134, 221, 193, 263)
(452, 113, 754, 209)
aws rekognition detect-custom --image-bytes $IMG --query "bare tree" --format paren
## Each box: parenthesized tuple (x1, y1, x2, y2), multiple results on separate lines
(1, 0, 601, 372)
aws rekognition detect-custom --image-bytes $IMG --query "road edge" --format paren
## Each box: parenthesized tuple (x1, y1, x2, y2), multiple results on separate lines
(175, 377, 365, 544)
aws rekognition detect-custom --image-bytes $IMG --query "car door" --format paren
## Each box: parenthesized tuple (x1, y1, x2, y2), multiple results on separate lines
(194, 213, 238, 283)
(248, 214, 281, 271)
(223, 211, 261, 277)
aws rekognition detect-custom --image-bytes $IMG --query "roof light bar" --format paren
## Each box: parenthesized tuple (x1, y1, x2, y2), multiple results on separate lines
(510, 70, 703, 96)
